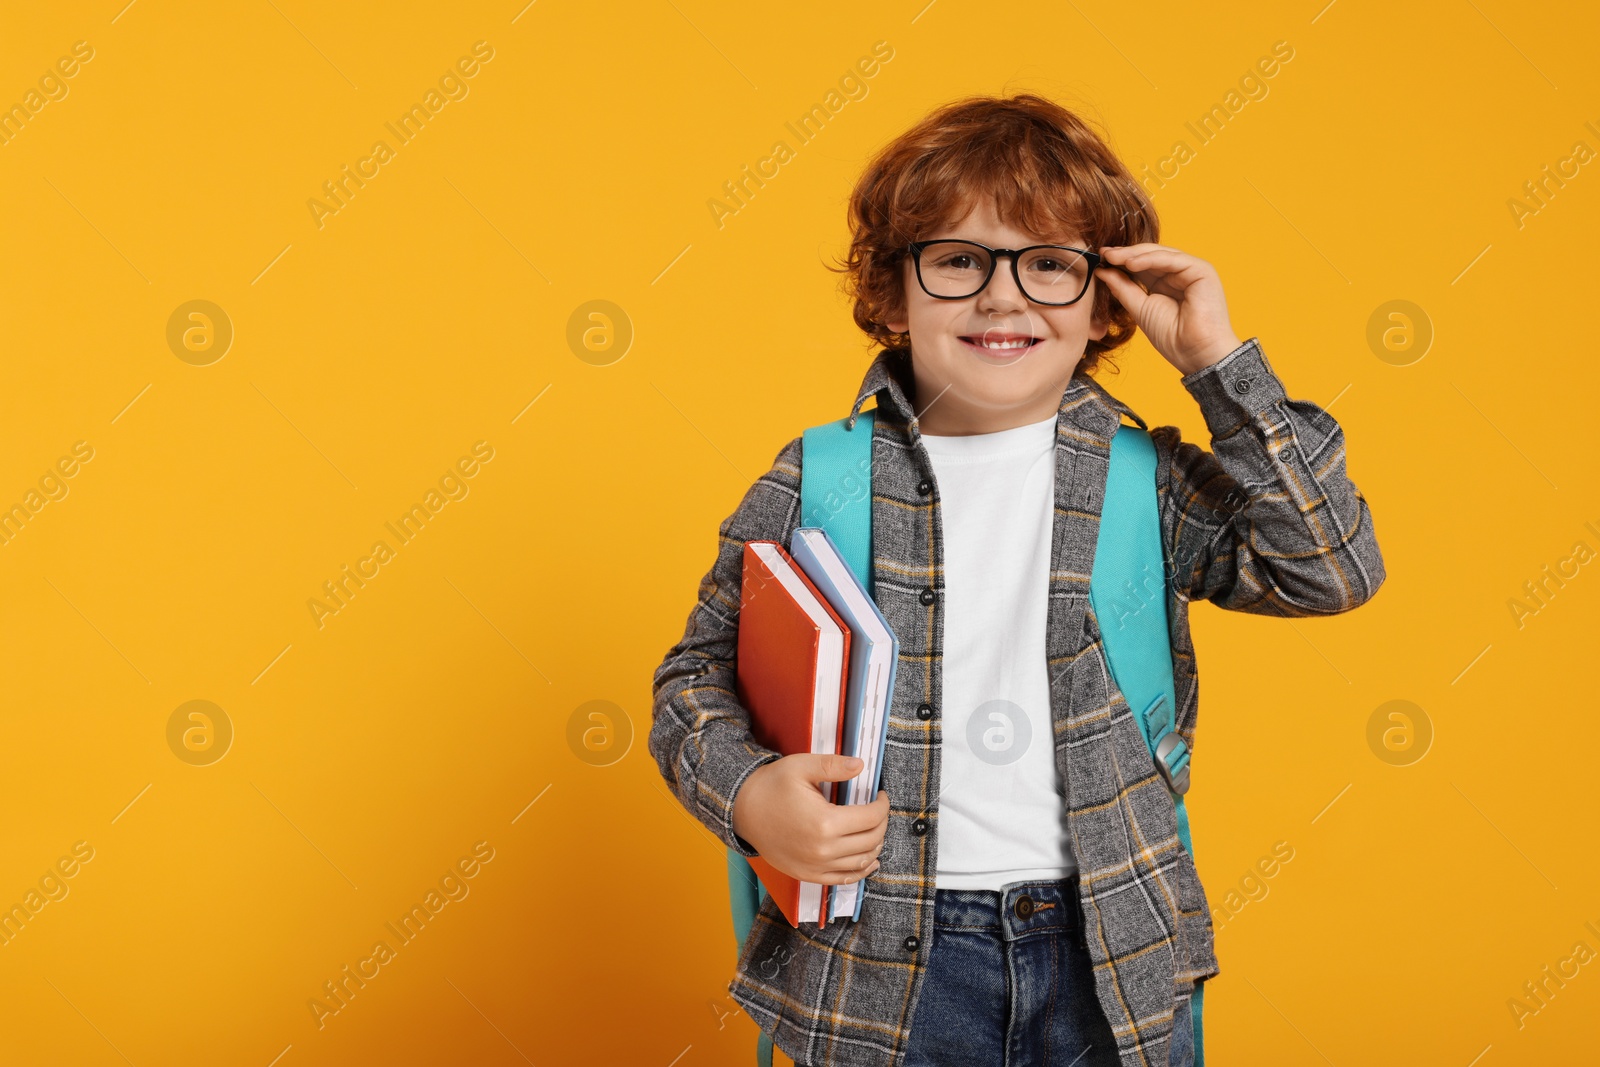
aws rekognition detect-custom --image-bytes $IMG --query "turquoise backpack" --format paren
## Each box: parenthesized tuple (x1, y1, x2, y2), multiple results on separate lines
(727, 409, 1205, 1066)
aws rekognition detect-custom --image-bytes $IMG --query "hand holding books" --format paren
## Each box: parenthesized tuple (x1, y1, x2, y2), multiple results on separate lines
(732, 754, 889, 885)
(733, 529, 900, 927)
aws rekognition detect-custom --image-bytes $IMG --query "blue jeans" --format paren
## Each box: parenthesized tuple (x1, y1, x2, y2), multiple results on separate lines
(903, 876, 1194, 1067)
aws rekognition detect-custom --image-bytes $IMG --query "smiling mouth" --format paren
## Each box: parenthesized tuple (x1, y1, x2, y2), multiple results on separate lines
(959, 335, 1041, 353)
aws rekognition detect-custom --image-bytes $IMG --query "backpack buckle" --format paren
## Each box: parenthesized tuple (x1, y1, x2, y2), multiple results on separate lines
(1153, 731, 1191, 795)
(1138, 695, 1192, 796)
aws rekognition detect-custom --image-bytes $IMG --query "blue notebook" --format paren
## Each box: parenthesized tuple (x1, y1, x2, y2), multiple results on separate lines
(788, 526, 899, 921)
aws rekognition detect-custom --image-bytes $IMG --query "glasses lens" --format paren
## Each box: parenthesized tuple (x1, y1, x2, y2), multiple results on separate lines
(918, 242, 992, 298)
(917, 242, 1091, 303)
(1017, 247, 1091, 302)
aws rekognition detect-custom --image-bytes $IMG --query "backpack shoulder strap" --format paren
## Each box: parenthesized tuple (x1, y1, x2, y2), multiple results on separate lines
(1088, 424, 1192, 832)
(1088, 422, 1206, 1064)
(800, 410, 875, 594)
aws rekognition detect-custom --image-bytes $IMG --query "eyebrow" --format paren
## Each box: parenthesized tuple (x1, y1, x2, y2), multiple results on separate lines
(939, 237, 1091, 249)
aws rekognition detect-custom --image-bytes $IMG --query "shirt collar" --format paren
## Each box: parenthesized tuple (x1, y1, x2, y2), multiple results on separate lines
(845, 347, 1148, 441)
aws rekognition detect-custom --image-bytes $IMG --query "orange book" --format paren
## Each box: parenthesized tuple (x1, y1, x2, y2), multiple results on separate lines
(735, 540, 852, 928)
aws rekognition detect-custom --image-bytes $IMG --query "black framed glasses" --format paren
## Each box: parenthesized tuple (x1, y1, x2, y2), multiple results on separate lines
(906, 239, 1102, 306)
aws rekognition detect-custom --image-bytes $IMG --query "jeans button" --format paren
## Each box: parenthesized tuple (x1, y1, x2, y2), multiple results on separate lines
(1014, 894, 1034, 919)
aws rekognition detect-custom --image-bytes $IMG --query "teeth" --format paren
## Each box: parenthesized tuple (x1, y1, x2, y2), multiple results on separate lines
(979, 338, 1032, 350)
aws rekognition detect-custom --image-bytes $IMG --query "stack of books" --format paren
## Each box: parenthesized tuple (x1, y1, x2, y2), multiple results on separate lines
(735, 527, 899, 928)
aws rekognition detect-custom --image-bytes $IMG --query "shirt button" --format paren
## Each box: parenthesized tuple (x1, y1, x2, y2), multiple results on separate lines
(1234, 378, 1253, 394)
(917, 478, 933, 496)
(904, 935, 920, 953)
(916, 703, 934, 720)
(912, 818, 928, 835)
(1279, 447, 1295, 462)
(919, 587, 936, 606)
(1014, 894, 1035, 919)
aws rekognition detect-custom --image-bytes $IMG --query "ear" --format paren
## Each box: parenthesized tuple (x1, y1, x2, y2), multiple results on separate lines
(1086, 277, 1112, 342)
(885, 260, 910, 334)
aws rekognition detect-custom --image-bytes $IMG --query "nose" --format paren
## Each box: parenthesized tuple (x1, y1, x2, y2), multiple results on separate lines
(977, 253, 1028, 311)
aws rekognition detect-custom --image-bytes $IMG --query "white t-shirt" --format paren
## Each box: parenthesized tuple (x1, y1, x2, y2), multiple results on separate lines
(919, 411, 1076, 890)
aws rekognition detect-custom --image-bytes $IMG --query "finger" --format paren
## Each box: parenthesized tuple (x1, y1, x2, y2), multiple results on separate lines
(1103, 246, 1212, 282)
(1101, 242, 1181, 259)
(1101, 244, 1195, 264)
(825, 790, 889, 825)
(1105, 256, 1211, 303)
(849, 801, 891, 832)
(818, 856, 882, 883)
(827, 795, 892, 838)
(1096, 264, 1138, 288)
(802, 752, 865, 785)
(810, 835, 882, 871)
(1095, 266, 1146, 307)
(839, 844, 883, 871)
(803, 843, 881, 882)
(811, 799, 889, 862)
(830, 814, 889, 856)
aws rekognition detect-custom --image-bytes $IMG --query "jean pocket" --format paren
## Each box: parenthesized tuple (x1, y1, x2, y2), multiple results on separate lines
(1169, 989, 1195, 1066)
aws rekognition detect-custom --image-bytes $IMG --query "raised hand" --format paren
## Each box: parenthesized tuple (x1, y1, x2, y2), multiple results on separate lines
(1095, 243, 1244, 376)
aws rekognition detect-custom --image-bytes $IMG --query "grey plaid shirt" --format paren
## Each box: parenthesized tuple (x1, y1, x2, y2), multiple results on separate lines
(650, 337, 1385, 1067)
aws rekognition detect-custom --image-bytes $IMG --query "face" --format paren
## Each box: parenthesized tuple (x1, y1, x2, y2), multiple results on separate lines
(886, 197, 1109, 436)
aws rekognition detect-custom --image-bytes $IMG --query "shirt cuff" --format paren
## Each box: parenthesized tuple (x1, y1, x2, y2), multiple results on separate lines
(724, 750, 783, 858)
(1180, 336, 1287, 439)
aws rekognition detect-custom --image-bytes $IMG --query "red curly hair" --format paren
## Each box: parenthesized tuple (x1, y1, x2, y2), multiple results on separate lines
(829, 92, 1158, 377)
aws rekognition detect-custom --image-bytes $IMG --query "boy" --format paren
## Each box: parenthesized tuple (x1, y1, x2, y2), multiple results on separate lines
(650, 93, 1384, 1067)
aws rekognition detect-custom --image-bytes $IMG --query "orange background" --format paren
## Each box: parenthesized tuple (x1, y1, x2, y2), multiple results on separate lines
(1, 1, 1596, 1064)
